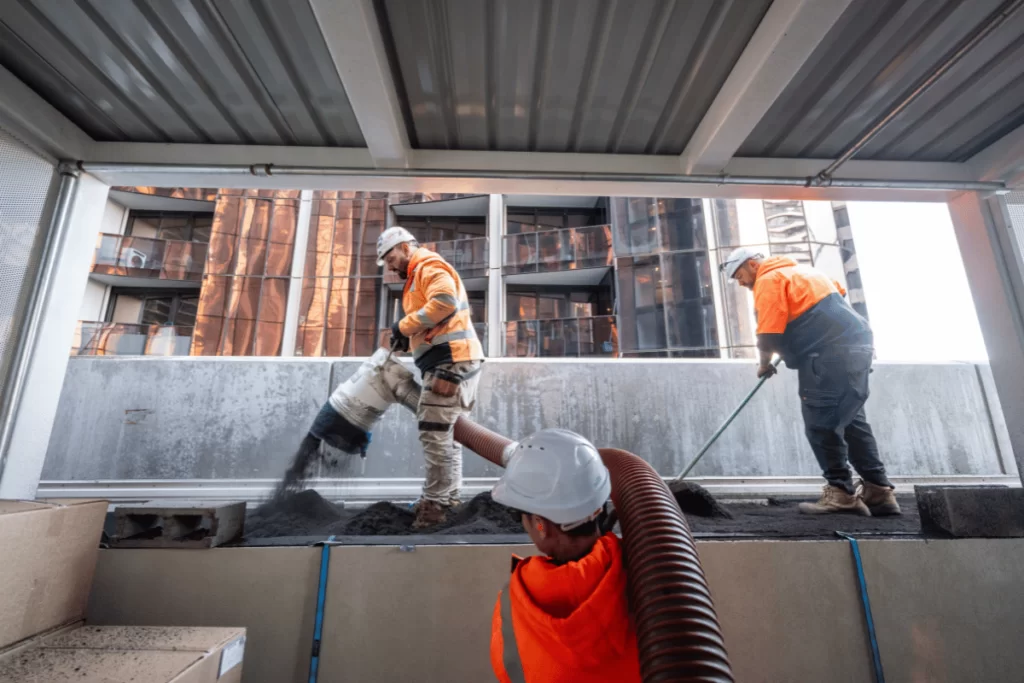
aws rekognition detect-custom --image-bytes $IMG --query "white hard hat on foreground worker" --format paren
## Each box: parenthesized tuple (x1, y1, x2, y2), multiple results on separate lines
(488, 428, 641, 682)
(376, 225, 417, 266)
(491, 428, 611, 527)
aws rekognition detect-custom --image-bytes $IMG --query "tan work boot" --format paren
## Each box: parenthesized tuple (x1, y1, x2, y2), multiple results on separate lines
(798, 485, 871, 516)
(412, 499, 450, 529)
(857, 480, 902, 516)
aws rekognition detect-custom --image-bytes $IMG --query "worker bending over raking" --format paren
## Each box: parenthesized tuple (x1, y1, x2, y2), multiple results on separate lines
(489, 429, 641, 683)
(379, 226, 484, 528)
(720, 247, 900, 517)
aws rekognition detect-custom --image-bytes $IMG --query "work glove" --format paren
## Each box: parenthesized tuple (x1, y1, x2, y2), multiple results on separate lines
(390, 321, 410, 352)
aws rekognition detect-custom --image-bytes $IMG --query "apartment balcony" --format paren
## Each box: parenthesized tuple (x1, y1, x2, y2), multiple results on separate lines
(384, 236, 489, 290)
(73, 322, 193, 356)
(504, 315, 617, 358)
(503, 224, 613, 287)
(90, 233, 207, 288)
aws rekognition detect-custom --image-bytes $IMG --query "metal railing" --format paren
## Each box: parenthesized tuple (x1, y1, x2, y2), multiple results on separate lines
(92, 233, 208, 281)
(503, 224, 613, 275)
(73, 322, 194, 356)
(504, 315, 617, 357)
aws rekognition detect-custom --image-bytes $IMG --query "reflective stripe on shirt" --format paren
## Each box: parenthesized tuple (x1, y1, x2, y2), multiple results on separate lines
(499, 582, 527, 683)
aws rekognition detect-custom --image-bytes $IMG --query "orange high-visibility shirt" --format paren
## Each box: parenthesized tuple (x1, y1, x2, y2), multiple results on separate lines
(490, 533, 641, 683)
(753, 256, 847, 335)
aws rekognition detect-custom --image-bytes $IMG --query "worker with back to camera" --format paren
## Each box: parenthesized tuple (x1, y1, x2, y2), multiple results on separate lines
(378, 225, 484, 528)
(488, 428, 641, 683)
(720, 247, 901, 517)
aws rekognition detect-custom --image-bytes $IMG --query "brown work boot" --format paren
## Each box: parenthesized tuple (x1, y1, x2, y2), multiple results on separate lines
(798, 485, 871, 516)
(857, 480, 902, 516)
(412, 499, 450, 529)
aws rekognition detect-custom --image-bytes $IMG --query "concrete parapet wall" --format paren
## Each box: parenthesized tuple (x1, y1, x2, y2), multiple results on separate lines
(43, 357, 1015, 481)
(87, 538, 1024, 683)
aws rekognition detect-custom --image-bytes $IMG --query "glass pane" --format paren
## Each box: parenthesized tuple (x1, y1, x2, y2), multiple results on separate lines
(507, 214, 534, 234)
(174, 297, 199, 327)
(111, 294, 144, 324)
(658, 199, 706, 252)
(157, 216, 189, 242)
(128, 214, 160, 239)
(140, 297, 173, 325)
(536, 213, 564, 229)
(192, 224, 212, 244)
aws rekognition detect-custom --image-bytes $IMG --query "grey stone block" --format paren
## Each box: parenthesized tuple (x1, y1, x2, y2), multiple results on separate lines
(916, 485, 1024, 537)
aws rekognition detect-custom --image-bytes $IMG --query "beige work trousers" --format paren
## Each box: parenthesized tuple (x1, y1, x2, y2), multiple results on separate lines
(417, 360, 481, 504)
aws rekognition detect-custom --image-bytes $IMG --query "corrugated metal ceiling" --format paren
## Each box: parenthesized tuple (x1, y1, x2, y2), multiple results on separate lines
(0, 0, 364, 147)
(375, 0, 772, 154)
(1, 0, 1021, 166)
(738, 0, 1024, 162)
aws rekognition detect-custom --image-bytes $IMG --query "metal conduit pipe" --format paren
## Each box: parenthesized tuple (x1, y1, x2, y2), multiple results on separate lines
(0, 168, 80, 488)
(815, 0, 1024, 184)
(452, 418, 734, 682)
(69, 161, 1007, 193)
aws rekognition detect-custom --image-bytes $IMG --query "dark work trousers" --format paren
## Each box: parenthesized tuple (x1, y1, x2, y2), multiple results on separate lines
(797, 346, 893, 494)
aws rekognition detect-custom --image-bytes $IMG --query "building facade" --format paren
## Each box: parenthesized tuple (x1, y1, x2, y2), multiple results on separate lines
(74, 189, 860, 359)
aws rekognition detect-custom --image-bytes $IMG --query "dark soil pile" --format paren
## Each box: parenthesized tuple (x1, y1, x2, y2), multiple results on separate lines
(668, 480, 733, 519)
(247, 489, 344, 538)
(686, 494, 921, 538)
(246, 490, 523, 539)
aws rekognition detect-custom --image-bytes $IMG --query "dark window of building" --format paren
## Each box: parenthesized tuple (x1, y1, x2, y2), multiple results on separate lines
(398, 216, 486, 243)
(108, 290, 199, 327)
(126, 211, 215, 243)
(609, 198, 720, 357)
(506, 207, 607, 234)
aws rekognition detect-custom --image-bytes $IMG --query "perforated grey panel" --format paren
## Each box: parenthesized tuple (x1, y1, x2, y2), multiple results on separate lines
(0, 127, 57, 380)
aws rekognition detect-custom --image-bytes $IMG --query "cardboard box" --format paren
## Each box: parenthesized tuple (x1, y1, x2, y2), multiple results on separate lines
(0, 625, 246, 683)
(0, 499, 107, 649)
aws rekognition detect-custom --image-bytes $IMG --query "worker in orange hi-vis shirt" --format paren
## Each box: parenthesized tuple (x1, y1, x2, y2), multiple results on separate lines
(720, 247, 901, 518)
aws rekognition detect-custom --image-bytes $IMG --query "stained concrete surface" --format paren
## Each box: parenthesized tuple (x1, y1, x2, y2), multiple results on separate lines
(87, 547, 319, 683)
(42, 358, 1015, 482)
(44, 358, 330, 480)
(85, 540, 1024, 683)
(859, 539, 1024, 683)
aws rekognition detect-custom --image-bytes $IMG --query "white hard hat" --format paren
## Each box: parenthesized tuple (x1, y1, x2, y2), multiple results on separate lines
(376, 226, 417, 266)
(720, 246, 763, 279)
(491, 428, 611, 527)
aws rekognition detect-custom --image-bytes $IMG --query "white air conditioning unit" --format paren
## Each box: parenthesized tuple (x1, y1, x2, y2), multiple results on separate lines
(122, 247, 147, 268)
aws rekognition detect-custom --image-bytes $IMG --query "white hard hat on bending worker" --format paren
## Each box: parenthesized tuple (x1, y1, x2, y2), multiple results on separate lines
(488, 428, 643, 682)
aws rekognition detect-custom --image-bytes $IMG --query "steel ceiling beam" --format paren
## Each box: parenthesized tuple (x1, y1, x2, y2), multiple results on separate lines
(309, 0, 411, 168)
(679, 0, 853, 174)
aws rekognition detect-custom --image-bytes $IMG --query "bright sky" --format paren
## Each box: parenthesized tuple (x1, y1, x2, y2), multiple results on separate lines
(847, 201, 988, 362)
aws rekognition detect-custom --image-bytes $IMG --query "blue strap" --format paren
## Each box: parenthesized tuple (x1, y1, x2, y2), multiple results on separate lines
(308, 535, 336, 683)
(836, 532, 885, 683)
